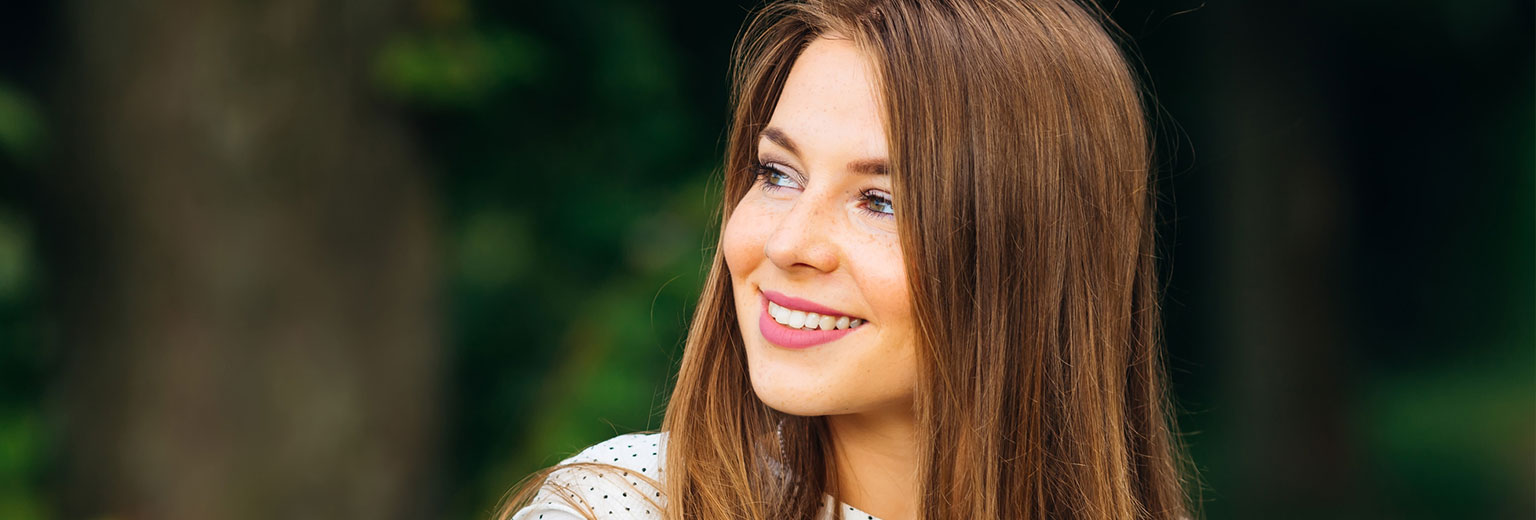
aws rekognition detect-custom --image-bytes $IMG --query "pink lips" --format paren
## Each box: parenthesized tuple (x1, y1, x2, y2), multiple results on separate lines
(757, 290, 863, 349)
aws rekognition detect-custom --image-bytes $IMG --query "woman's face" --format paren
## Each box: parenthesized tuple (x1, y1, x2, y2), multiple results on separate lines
(723, 36, 917, 419)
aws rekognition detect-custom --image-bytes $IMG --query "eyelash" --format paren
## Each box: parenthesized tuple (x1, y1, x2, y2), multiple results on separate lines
(750, 162, 894, 218)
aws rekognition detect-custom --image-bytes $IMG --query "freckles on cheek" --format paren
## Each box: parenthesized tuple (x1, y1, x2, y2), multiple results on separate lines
(854, 233, 912, 324)
(852, 232, 907, 282)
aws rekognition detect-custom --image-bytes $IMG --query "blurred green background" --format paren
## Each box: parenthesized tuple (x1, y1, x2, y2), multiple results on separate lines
(0, 0, 1530, 519)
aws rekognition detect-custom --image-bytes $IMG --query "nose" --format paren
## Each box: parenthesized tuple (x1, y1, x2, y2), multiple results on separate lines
(763, 188, 841, 274)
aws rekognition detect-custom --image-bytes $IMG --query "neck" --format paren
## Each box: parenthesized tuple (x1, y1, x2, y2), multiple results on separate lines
(826, 401, 919, 520)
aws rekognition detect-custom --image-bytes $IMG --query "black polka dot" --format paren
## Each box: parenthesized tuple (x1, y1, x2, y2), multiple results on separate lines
(516, 432, 882, 519)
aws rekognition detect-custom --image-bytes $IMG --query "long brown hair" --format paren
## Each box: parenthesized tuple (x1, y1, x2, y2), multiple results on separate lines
(504, 0, 1194, 518)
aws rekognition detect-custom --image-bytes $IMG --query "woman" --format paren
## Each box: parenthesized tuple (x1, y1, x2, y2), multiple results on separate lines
(502, 0, 1193, 518)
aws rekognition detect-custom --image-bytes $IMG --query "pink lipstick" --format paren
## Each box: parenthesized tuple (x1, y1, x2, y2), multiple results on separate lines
(757, 290, 864, 349)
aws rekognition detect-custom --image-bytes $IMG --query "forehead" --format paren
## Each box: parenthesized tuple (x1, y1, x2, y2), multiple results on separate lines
(764, 37, 888, 160)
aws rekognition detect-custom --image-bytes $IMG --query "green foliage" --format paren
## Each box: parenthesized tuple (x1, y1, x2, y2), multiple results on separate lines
(0, 89, 46, 518)
(401, 2, 738, 516)
(1359, 342, 1536, 518)
(374, 28, 545, 109)
(0, 410, 48, 520)
(0, 84, 42, 163)
(454, 209, 534, 289)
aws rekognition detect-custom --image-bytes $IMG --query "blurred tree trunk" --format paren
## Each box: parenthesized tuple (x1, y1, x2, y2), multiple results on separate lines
(1202, 2, 1368, 517)
(45, 2, 440, 519)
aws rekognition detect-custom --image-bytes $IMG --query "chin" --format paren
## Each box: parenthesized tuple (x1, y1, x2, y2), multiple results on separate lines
(754, 391, 832, 417)
(747, 367, 837, 417)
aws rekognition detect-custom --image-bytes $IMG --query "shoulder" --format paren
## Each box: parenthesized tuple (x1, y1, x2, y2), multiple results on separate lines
(562, 431, 667, 475)
(509, 432, 668, 520)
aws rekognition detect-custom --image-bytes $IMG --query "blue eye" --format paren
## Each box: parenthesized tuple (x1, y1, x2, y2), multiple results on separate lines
(752, 161, 894, 218)
(860, 190, 895, 217)
(753, 162, 801, 192)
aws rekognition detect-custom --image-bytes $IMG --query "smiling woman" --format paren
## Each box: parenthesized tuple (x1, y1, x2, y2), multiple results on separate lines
(499, 0, 1192, 519)
(728, 36, 917, 430)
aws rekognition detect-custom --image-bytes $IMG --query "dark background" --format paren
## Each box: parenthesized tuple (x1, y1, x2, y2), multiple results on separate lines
(0, 1, 1530, 519)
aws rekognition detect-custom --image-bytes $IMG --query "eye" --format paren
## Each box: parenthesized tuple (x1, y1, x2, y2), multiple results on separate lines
(752, 162, 802, 192)
(859, 189, 895, 217)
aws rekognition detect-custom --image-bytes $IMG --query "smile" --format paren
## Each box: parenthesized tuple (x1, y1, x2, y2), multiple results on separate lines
(757, 290, 866, 349)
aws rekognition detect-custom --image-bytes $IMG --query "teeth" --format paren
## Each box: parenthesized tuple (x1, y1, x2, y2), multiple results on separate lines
(787, 310, 806, 328)
(767, 301, 864, 331)
(769, 302, 787, 323)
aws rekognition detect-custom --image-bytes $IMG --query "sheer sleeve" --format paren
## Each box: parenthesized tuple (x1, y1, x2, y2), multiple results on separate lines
(509, 432, 666, 519)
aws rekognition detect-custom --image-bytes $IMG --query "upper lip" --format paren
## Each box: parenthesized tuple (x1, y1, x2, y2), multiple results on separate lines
(761, 289, 863, 319)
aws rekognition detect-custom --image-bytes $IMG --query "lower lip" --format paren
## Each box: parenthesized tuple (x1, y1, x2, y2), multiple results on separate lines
(757, 294, 859, 349)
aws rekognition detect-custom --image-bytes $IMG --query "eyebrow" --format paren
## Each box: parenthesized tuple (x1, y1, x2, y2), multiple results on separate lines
(759, 126, 888, 176)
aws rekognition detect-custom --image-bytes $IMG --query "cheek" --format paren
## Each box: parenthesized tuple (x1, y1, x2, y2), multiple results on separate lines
(722, 200, 769, 281)
(854, 233, 911, 327)
(850, 234, 918, 398)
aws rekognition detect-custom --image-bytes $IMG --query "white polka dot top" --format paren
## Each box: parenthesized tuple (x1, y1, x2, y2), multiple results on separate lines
(510, 432, 883, 519)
